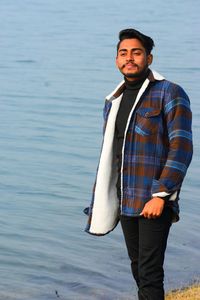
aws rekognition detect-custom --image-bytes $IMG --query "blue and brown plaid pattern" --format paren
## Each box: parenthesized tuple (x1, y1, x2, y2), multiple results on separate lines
(86, 71, 193, 233)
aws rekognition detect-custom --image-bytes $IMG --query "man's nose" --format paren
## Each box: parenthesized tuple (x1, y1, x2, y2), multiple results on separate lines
(126, 52, 134, 61)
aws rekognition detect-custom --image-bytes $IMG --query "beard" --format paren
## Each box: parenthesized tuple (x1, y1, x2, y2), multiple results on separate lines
(121, 63, 149, 80)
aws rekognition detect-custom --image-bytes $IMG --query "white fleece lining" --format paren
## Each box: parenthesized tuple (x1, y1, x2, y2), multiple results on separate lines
(90, 95, 122, 234)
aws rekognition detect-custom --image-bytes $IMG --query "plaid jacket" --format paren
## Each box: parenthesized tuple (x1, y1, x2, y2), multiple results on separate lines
(85, 70, 193, 236)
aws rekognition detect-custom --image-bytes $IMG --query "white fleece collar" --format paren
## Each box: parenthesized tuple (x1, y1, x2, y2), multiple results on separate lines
(106, 69, 165, 101)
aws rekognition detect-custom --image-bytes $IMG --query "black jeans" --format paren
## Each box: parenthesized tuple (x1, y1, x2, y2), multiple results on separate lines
(120, 207, 172, 300)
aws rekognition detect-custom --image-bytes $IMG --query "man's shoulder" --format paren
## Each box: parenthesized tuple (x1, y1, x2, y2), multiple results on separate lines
(105, 80, 125, 102)
(152, 78, 188, 99)
(150, 70, 186, 91)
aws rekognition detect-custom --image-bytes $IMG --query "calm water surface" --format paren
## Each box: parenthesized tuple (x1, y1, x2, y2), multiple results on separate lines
(0, 1, 200, 299)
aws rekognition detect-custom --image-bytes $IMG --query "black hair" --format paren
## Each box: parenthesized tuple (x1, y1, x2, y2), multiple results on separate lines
(117, 28, 155, 55)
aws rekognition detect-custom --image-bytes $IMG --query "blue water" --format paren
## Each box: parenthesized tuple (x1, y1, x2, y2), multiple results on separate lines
(0, 0, 199, 299)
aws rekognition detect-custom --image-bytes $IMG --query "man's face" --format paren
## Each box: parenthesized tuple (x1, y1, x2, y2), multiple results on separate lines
(116, 38, 153, 81)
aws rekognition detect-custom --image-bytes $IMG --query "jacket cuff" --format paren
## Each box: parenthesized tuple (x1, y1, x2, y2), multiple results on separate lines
(152, 191, 178, 201)
(152, 191, 171, 198)
(151, 179, 169, 194)
(151, 179, 178, 201)
(152, 192, 171, 201)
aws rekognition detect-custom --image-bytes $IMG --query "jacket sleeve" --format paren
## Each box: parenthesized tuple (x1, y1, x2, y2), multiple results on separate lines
(151, 82, 193, 195)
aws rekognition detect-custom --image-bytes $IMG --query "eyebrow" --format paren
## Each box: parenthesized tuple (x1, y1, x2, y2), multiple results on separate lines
(119, 48, 143, 52)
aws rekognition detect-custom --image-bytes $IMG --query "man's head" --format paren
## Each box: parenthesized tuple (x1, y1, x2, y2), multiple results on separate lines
(116, 28, 155, 81)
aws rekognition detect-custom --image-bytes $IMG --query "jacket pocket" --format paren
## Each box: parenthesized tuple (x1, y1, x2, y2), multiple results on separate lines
(135, 107, 162, 136)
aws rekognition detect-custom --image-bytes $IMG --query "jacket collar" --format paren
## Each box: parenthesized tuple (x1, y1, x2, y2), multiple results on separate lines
(106, 69, 165, 101)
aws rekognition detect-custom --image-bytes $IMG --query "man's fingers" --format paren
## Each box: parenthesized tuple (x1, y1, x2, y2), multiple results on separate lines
(140, 209, 161, 219)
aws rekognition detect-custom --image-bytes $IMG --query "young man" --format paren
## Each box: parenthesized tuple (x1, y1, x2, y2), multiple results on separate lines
(85, 29, 193, 299)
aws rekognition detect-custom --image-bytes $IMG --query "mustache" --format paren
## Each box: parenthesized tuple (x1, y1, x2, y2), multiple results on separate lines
(122, 61, 138, 68)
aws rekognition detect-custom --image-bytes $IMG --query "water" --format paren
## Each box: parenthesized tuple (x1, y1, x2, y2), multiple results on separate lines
(0, 0, 199, 299)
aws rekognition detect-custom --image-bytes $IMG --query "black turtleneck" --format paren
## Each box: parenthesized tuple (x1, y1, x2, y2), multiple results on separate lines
(115, 72, 148, 191)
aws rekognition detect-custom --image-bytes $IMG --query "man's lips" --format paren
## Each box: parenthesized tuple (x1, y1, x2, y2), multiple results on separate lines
(123, 63, 138, 69)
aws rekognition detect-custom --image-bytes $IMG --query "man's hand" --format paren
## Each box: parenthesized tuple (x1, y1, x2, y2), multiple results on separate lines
(140, 197, 165, 219)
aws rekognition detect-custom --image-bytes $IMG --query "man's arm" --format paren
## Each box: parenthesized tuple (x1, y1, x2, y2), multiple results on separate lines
(141, 82, 193, 218)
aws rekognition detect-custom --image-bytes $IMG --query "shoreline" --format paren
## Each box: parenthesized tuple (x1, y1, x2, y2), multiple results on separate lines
(166, 283, 200, 299)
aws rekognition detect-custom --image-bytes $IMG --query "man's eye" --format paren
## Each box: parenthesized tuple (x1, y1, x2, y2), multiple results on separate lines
(120, 53, 126, 56)
(134, 52, 141, 56)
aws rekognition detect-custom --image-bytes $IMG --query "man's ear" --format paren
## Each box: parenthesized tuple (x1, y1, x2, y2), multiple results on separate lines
(147, 54, 153, 66)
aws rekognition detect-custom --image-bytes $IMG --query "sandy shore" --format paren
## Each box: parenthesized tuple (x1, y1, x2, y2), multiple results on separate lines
(166, 284, 200, 299)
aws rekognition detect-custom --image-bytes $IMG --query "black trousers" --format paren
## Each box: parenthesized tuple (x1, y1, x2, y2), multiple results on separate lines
(120, 207, 172, 300)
